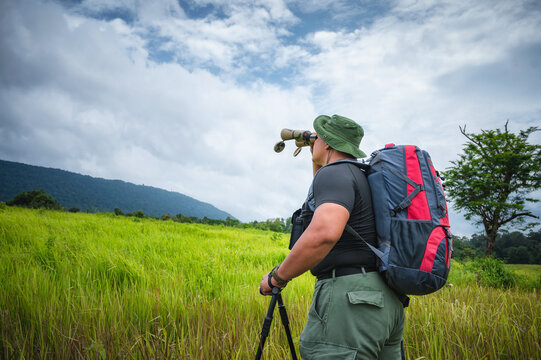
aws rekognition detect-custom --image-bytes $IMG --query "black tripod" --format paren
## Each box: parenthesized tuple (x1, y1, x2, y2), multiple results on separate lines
(255, 287, 298, 360)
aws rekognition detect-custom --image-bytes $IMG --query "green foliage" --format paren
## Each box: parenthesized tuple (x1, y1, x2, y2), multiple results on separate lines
(447, 259, 540, 290)
(452, 230, 541, 264)
(6, 189, 63, 210)
(170, 213, 292, 233)
(270, 232, 283, 242)
(495, 230, 541, 264)
(126, 209, 146, 218)
(466, 257, 517, 288)
(443, 122, 541, 256)
(161, 213, 171, 221)
(450, 235, 483, 260)
(242, 218, 290, 232)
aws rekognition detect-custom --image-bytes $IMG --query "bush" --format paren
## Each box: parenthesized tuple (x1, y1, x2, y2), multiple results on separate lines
(161, 214, 171, 221)
(126, 210, 145, 218)
(6, 190, 63, 210)
(467, 257, 517, 288)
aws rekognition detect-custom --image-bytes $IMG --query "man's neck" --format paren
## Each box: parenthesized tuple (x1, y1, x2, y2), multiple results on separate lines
(327, 150, 355, 164)
(313, 150, 355, 175)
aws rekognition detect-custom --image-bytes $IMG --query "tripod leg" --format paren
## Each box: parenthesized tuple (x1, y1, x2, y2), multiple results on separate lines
(276, 293, 298, 360)
(255, 294, 277, 360)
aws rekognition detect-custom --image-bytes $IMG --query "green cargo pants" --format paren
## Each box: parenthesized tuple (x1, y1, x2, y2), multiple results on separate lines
(299, 270, 405, 360)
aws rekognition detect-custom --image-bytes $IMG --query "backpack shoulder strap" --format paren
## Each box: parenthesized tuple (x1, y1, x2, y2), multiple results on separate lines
(344, 224, 387, 263)
(328, 160, 385, 260)
(324, 159, 370, 171)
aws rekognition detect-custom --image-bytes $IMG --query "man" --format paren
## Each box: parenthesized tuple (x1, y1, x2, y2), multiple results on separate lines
(259, 114, 405, 359)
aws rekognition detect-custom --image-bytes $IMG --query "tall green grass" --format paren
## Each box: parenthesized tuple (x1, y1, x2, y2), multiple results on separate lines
(0, 206, 539, 359)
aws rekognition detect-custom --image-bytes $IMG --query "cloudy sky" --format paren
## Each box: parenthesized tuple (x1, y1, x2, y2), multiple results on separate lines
(1, 0, 540, 236)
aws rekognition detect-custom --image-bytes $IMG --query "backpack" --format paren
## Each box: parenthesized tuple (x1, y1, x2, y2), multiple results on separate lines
(338, 144, 453, 296)
(289, 144, 453, 296)
(306, 144, 453, 303)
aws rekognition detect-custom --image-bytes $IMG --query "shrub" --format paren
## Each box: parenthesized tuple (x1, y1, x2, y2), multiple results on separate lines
(270, 232, 282, 242)
(126, 210, 145, 218)
(6, 190, 63, 210)
(467, 257, 517, 288)
(161, 214, 171, 221)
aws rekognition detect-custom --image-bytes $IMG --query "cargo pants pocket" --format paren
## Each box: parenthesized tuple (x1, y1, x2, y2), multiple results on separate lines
(311, 281, 331, 322)
(344, 289, 389, 359)
(301, 281, 331, 343)
(347, 290, 384, 308)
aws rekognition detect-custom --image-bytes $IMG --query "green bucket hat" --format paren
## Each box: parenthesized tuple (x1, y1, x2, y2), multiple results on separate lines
(313, 114, 367, 158)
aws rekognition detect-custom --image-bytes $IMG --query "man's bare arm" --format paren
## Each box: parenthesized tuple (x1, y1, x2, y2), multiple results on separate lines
(260, 202, 350, 293)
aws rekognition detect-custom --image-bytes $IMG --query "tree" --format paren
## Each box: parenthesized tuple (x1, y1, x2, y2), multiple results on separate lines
(443, 121, 541, 256)
(6, 189, 63, 210)
(161, 213, 171, 221)
(451, 235, 482, 260)
(126, 210, 146, 218)
(504, 246, 531, 264)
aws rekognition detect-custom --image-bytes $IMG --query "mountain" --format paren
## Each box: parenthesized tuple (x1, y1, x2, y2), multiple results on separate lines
(0, 159, 234, 220)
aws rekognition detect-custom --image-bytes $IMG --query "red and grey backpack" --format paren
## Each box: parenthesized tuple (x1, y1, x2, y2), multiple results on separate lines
(343, 144, 453, 296)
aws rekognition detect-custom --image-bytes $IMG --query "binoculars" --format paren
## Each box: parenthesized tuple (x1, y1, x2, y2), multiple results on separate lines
(274, 129, 317, 157)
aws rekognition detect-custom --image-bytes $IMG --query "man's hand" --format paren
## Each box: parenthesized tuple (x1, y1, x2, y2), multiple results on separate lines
(259, 272, 284, 296)
(259, 273, 273, 295)
(310, 131, 323, 175)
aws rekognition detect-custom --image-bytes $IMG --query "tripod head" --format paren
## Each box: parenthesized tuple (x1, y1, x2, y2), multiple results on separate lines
(274, 129, 317, 157)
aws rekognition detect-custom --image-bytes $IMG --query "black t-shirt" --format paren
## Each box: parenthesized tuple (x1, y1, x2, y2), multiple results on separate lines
(300, 161, 377, 276)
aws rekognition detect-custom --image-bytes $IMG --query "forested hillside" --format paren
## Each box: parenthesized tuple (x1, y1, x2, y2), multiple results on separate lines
(0, 159, 233, 220)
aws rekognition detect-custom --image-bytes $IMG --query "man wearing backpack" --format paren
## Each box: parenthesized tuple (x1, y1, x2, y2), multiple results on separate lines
(259, 114, 405, 359)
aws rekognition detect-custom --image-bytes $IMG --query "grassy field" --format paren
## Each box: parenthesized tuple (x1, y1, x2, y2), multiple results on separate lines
(0, 206, 539, 359)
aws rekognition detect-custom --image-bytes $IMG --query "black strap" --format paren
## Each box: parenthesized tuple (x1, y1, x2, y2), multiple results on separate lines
(387, 166, 425, 216)
(345, 225, 386, 263)
(268, 272, 276, 290)
(317, 266, 377, 281)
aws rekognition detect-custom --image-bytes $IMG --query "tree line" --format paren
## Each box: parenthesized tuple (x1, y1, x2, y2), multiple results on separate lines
(2, 189, 293, 233)
(452, 230, 540, 264)
(113, 206, 293, 232)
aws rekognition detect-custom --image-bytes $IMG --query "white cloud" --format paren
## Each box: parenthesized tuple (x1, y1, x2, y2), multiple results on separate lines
(1, 0, 539, 234)
(90, 0, 301, 73)
(0, 0, 318, 221)
(300, 1, 541, 155)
